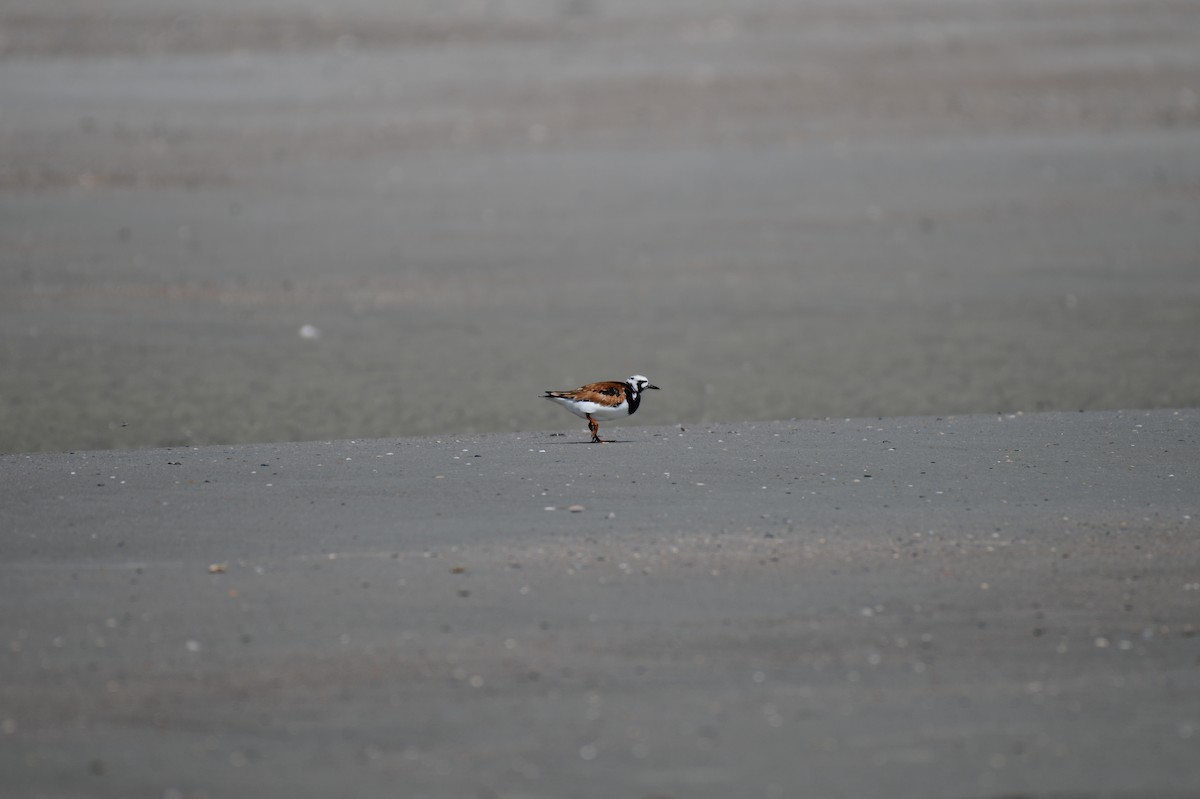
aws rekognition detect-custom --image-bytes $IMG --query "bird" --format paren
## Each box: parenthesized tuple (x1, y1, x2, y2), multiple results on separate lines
(543, 374, 660, 443)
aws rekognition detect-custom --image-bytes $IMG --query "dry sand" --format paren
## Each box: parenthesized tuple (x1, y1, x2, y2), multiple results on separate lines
(2, 409, 1198, 797)
(2, 0, 1200, 453)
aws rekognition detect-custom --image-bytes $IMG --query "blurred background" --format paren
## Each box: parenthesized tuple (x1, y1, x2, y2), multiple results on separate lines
(2, 0, 1198, 453)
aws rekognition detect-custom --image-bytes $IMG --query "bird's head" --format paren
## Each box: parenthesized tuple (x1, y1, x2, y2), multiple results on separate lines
(626, 375, 660, 393)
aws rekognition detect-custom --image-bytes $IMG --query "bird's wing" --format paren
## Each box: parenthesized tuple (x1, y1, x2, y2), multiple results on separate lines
(544, 381, 627, 404)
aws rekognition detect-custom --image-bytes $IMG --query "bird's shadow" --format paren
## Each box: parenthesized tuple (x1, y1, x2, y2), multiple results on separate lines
(543, 439, 633, 445)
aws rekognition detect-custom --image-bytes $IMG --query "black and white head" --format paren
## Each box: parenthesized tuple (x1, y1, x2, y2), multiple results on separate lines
(625, 375, 660, 395)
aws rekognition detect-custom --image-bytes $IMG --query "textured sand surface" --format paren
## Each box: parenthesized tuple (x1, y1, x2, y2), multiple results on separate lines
(2, 0, 1200, 452)
(2, 409, 1198, 798)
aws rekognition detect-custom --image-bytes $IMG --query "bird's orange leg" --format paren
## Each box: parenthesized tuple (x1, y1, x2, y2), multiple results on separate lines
(586, 415, 606, 444)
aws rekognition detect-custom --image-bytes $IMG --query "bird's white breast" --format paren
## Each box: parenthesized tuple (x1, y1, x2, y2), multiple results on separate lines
(546, 396, 629, 420)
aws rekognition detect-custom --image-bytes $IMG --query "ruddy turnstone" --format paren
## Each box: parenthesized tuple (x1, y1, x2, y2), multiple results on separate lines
(543, 374, 660, 443)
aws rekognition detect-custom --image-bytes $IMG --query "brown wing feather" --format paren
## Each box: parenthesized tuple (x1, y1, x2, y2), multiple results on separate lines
(544, 381, 628, 406)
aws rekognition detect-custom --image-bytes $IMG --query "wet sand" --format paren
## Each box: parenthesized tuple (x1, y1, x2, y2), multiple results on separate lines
(2, 408, 1198, 797)
(2, 0, 1200, 453)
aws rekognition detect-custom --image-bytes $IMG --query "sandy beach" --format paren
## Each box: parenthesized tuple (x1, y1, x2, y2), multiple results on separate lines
(2, 0, 1199, 453)
(2, 408, 1199, 797)
(3, 4, 1200, 797)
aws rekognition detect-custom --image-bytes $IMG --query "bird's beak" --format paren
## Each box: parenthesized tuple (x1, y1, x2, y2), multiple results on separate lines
(647, 384, 660, 390)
